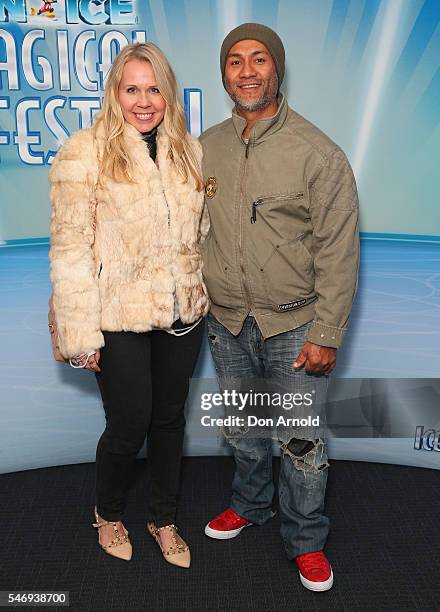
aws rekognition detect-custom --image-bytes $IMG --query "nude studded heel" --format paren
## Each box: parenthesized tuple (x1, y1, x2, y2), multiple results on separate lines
(92, 508, 132, 561)
(147, 522, 191, 568)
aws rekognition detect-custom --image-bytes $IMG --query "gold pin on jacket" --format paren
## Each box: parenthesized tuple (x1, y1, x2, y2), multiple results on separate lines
(205, 176, 217, 198)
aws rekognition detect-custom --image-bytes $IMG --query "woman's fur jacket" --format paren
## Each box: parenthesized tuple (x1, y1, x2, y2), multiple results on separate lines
(49, 121, 210, 358)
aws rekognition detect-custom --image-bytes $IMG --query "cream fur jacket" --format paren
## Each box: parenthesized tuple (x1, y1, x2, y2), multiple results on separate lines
(49, 121, 210, 359)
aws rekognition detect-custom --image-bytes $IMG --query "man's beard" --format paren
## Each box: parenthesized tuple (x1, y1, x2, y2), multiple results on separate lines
(225, 72, 278, 112)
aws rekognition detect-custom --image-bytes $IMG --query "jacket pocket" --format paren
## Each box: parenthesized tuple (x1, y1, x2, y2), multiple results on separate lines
(250, 192, 304, 224)
(248, 192, 308, 259)
(201, 233, 231, 306)
(259, 234, 315, 310)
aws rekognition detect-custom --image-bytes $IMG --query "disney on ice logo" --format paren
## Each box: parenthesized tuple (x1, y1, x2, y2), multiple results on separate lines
(0, 0, 136, 25)
(414, 426, 440, 452)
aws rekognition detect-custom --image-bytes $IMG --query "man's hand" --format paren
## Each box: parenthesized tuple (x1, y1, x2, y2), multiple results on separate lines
(294, 342, 336, 375)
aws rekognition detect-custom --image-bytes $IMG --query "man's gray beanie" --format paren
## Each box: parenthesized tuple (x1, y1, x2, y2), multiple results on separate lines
(220, 23, 285, 86)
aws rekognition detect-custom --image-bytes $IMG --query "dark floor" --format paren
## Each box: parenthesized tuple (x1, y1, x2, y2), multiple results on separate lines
(1, 457, 439, 612)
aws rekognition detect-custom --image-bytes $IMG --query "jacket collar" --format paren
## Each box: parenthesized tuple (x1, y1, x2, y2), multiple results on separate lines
(120, 120, 166, 149)
(95, 120, 167, 151)
(231, 94, 288, 145)
(95, 120, 171, 174)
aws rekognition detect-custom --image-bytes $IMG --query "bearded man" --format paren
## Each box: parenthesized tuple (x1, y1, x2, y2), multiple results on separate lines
(200, 23, 359, 591)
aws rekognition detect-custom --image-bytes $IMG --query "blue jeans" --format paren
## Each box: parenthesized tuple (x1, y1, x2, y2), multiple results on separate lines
(207, 313, 330, 558)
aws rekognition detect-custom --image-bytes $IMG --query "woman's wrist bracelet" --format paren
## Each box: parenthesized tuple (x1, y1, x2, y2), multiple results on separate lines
(69, 351, 96, 369)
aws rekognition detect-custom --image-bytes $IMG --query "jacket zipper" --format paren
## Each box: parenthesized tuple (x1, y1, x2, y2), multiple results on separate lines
(163, 191, 171, 229)
(238, 139, 252, 310)
(155, 156, 171, 229)
(251, 193, 304, 224)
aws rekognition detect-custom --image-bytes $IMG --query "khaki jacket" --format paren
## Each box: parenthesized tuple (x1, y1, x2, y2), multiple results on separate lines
(49, 122, 209, 358)
(200, 96, 359, 348)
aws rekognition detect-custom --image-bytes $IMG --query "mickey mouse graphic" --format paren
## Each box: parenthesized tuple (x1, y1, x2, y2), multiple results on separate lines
(32, 0, 57, 16)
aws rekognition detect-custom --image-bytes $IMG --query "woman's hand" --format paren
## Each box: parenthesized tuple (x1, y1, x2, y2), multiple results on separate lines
(71, 350, 101, 372)
(84, 350, 101, 372)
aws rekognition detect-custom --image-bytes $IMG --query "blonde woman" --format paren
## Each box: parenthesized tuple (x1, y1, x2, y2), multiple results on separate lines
(49, 43, 209, 567)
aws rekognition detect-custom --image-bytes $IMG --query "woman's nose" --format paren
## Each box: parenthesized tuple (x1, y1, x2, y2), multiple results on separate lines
(137, 92, 151, 108)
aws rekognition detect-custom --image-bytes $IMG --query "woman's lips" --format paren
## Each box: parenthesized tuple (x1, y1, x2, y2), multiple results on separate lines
(134, 112, 153, 120)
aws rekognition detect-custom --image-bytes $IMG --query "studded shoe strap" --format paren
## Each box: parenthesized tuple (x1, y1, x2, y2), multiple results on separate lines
(92, 519, 128, 548)
(92, 519, 113, 529)
(153, 524, 188, 555)
(155, 524, 177, 533)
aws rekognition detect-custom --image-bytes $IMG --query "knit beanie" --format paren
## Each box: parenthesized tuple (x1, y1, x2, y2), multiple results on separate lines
(220, 23, 285, 86)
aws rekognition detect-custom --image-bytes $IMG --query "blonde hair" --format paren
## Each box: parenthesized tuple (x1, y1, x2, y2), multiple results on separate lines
(92, 43, 203, 191)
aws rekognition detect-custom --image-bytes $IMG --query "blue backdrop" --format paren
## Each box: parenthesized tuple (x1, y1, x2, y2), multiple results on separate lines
(1, 0, 439, 473)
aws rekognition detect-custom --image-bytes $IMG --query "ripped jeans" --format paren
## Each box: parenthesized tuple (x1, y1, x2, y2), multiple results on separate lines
(207, 313, 329, 558)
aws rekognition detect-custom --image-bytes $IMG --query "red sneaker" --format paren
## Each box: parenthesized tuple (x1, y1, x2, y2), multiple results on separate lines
(295, 551, 334, 591)
(204, 508, 252, 539)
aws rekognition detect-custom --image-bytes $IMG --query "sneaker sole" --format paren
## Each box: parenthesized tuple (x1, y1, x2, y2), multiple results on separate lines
(299, 569, 334, 592)
(204, 522, 251, 539)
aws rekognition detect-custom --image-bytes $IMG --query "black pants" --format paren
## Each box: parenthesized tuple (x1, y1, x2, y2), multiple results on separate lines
(94, 320, 203, 526)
